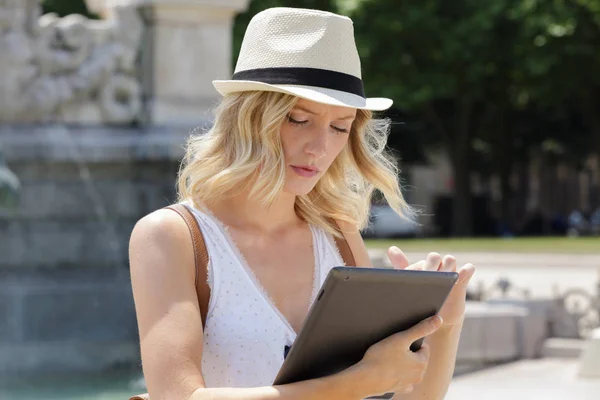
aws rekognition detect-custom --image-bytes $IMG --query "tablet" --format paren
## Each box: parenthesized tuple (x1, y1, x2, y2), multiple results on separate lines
(273, 266, 458, 399)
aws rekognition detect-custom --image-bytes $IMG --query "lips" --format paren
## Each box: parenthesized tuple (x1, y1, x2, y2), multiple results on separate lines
(291, 165, 320, 178)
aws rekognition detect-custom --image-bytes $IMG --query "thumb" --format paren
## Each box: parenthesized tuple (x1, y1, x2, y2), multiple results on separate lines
(399, 315, 443, 344)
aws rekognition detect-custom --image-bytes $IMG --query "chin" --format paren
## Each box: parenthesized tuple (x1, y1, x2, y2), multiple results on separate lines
(282, 182, 317, 196)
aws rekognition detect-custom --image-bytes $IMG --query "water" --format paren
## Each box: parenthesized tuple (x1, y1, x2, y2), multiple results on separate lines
(0, 150, 20, 209)
(51, 128, 124, 262)
(0, 371, 145, 400)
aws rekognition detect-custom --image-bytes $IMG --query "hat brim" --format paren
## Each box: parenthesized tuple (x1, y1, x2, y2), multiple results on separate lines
(212, 80, 393, 111)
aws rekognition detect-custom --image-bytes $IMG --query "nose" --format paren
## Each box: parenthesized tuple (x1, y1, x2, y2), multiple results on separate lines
(304, 126, 327, 159)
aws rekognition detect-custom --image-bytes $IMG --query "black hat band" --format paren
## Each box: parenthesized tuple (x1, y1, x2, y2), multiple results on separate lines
(231, 67, 365, 98)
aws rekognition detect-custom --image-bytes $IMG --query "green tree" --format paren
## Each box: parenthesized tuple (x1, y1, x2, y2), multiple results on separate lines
(491, 0, 600, 213)
(519, 0, 600, 172)
(350, 0, 600, 235)
(350, 0, 522, 236)
(41, 0, 96, 18)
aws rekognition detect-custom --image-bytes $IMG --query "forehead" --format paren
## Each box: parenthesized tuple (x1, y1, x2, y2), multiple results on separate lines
(293, 98, 357, 118)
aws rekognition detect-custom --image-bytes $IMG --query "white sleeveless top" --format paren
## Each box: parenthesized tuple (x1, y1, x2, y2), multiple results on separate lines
(184, 203, 345, 388)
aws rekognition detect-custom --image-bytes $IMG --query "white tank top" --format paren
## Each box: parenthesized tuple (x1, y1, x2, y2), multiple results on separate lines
(184, 203, 345, 388)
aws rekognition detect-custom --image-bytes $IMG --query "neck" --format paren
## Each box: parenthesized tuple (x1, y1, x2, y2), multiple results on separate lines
(207, 189, 301, 235)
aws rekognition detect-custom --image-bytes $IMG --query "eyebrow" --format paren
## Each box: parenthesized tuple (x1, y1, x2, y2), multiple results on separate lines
(292, 106, 356, 121)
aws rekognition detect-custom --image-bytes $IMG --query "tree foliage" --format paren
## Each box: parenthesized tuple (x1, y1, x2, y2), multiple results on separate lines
(347, 0, 600, 235)
(41, 0, 96, 18)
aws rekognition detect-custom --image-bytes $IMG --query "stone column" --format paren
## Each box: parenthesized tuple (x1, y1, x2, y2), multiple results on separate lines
(88, 0, 251, 127)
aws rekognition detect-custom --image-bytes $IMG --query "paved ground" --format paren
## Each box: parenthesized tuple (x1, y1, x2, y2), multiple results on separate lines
(446, 358, 599, 400)
(370, 250, 600, 299)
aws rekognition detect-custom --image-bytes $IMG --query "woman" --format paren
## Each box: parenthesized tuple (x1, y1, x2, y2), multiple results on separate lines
(129, 7, 475, 400)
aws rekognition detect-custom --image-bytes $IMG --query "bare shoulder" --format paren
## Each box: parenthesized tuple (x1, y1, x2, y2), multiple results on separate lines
(335, 219, 372, 268)
(129, 207, 198, 290)
(128, 206, 199, 302)
(130, 208, 190, 250)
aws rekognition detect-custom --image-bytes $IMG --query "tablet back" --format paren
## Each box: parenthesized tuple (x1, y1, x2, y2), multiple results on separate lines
(273, 267, 458, 388)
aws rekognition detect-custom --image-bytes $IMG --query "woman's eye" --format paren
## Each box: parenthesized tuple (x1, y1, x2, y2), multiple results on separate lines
(331, 125, 349, 134)
(287, 115, 348, 133)
(287, 116, 308, 126)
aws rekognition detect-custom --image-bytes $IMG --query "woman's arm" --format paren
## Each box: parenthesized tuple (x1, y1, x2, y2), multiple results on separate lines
(394, 321, 462, 400)
(129, 210, 206, 400)
(187, 367, 369, 400)
(129, 210, 373, 400)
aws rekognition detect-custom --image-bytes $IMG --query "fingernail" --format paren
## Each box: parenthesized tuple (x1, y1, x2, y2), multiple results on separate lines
(433, 316, 443, 327)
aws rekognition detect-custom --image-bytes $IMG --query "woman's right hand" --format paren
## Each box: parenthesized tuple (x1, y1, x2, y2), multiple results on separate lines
(353, 315, 443, 397)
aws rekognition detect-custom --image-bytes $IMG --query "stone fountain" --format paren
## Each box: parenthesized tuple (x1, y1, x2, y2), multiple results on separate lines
(0, 0, 249, 375)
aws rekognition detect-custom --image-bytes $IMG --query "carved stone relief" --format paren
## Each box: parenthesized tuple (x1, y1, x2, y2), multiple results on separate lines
(0, 0, 143, 124)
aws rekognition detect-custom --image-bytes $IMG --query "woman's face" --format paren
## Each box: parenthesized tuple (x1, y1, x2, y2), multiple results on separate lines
(280, 98, 357, 195)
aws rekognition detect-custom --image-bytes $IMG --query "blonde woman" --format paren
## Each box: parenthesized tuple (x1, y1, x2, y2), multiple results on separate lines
(129, 7, 475, 400)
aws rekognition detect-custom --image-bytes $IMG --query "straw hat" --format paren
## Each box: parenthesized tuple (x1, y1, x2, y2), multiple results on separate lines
(213, 7, 393, 111)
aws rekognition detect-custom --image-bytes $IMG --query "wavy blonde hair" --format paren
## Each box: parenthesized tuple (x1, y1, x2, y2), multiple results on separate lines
(177, 91, 414, 237)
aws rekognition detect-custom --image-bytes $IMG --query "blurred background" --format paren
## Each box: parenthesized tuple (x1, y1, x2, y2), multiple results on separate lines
(0, 0, 599, 399)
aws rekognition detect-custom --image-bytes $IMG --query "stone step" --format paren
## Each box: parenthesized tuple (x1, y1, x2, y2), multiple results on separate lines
(542, 338, 586, 359)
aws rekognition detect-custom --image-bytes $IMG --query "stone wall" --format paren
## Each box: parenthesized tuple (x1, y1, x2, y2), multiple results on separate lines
(0, 125, 191, 373)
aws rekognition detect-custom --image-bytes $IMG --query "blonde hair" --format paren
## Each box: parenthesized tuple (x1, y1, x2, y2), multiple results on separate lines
(177, 91, 413, 237)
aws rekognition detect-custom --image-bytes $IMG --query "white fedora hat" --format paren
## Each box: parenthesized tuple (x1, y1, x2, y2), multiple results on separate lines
(213, 7, 393, 111)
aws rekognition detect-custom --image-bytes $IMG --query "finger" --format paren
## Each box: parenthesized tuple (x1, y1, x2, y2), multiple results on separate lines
(398, 315, 443, 345)
(405, 260, 426, 271)
(413, 343, 431, 365)
(424, 252, 442, 271)
(414, 342, 430, 363)
(456, 263, 476, 285)
(440, 255, 457, 273)
(387, 246, 410, 270)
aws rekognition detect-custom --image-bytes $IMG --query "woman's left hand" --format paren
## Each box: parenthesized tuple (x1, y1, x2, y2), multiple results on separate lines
(387, 246, 476, 327)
